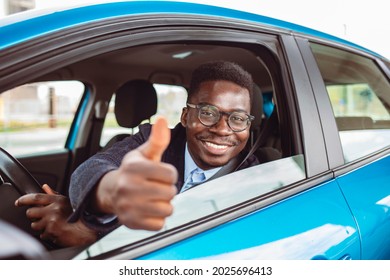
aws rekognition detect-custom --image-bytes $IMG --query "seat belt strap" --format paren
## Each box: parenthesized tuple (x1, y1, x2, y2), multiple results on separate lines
(235, 110, 278, 171)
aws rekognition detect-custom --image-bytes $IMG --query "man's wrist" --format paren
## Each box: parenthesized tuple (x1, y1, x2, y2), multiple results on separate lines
(90, 170, 117, 215)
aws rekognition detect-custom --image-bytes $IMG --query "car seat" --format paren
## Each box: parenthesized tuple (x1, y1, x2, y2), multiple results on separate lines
(102, 79, 158, 151)
(335, 116, 374, 131)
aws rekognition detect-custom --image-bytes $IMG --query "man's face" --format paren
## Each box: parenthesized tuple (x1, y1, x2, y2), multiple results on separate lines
(181, 80, 251, 170)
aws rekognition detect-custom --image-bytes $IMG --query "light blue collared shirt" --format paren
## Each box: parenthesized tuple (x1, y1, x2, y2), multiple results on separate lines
(181, 143, 222, 193)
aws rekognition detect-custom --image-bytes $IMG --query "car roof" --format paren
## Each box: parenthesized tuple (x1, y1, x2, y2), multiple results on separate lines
(0, 0, 382, 58)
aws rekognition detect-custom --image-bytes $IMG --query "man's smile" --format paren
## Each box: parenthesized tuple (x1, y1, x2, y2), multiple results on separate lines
(199, 139, 236, 155)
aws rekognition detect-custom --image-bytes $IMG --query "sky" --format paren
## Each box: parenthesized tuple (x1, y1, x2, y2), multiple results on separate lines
(30, 0, 389, 59)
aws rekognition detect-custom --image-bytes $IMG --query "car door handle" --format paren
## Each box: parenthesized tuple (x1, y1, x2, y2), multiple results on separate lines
(312, 254, 352, 260)
(339, 254, 352, 260)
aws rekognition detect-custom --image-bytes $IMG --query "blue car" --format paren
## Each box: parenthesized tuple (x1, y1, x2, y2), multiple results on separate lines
(0, 1, 390, 260)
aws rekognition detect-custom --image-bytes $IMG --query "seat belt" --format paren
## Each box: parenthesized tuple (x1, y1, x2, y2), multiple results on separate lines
(235, 110, 278, 170)
(208, 152, 246, 181)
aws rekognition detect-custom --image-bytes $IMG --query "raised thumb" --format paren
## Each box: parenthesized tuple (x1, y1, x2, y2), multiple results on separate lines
(141, 116, 170, 162)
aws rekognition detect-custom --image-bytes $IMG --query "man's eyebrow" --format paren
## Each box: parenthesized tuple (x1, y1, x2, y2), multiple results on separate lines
(199, 103, 250, 113)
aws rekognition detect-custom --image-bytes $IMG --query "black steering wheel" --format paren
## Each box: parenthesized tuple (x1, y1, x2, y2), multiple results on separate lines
(0, 147, 43, 194)
(0, 147, 56, 249)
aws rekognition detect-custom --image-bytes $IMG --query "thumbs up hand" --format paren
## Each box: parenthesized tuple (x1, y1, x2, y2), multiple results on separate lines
(139, 116, 172, 162)
(94, 116, 178, 231)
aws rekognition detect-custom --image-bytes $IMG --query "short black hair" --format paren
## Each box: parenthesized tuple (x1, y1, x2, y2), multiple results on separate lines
(188, 61, 253, 101)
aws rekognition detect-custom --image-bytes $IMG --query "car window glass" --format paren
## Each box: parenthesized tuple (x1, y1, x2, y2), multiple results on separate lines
(311, 43, 390, 162)
(75, 154, 305, 259)
(0, 81, 84, 156)
(100, 84, 187, 147)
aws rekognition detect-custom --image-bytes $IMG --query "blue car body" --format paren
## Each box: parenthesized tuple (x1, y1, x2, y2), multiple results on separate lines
(0, 1, 389, 260)
(0, 1, 379, 56)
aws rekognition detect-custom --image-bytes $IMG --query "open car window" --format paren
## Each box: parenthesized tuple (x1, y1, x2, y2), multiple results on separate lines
(75, 154, 305, 259)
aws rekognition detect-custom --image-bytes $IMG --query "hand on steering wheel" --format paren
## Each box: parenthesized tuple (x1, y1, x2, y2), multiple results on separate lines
(15, 186, 98, 248)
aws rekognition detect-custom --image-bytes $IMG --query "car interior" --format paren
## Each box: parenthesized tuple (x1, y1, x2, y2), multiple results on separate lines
(31, 42, 288, 180)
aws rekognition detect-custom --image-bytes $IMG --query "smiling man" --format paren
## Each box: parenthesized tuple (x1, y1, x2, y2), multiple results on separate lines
(68, 61, 259, 234)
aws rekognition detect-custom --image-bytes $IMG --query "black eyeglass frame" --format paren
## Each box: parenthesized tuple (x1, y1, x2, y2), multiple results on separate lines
(186, 103, 255, 132)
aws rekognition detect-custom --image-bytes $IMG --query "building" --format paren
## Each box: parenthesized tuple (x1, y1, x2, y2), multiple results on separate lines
(0, 0, 35, 16)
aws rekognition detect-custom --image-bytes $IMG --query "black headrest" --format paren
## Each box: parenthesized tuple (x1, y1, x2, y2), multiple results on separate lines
(250, 84, 263, 129)
(114, 79, 158, 128)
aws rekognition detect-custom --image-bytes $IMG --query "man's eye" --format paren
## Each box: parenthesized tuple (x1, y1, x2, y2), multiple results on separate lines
(231, 114, 246, 122)
(200, 110, 216, 117)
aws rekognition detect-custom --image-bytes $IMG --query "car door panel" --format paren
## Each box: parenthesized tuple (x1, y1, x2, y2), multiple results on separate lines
(137, 180, 360, 260)
(336, 154, 390, 259)
(296, 36, 390, 259)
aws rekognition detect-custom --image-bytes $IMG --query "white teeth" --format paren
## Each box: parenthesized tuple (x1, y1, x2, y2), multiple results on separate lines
(205, 141, 228, 150)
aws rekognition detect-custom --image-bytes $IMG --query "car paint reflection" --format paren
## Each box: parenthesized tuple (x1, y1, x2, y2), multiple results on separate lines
(200, 224, 356, 260)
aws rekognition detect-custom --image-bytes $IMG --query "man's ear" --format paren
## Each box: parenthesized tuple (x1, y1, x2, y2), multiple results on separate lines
(180, 107, 188, 127)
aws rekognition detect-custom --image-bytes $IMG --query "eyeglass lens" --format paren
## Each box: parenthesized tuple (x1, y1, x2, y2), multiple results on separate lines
(198, 105, 250, 132)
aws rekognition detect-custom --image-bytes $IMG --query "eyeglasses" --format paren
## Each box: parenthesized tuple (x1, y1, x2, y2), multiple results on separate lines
(187, 103, 254, 132)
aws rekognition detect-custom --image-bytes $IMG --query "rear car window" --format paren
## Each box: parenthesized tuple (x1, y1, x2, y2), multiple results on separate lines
(311, 43, 390, 162)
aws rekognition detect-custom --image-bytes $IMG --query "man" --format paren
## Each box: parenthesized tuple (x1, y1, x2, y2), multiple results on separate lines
(16, 61, 259, 246)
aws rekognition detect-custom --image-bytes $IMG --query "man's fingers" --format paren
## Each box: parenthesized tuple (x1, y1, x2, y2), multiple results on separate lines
(15, 193, 52, 207)
(120, 160, 178, 185)
(42, 184, 56, 195)
(15, 184, 56, 207)
(26, 206, 46, 220)
(119, 214, 167, 231)
(137, 200, 174, 218)
(140, 116, 170, 162)
(31, 219, 46, 231)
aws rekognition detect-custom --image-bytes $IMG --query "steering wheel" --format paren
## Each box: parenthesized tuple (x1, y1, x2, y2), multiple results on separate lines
(0, 147, 43, 194)
(0, 147, 57, 249)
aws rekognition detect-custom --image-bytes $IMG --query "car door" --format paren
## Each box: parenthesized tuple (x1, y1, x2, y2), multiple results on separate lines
(297, 38, 390, 259)
(79, 160, 360, 260)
